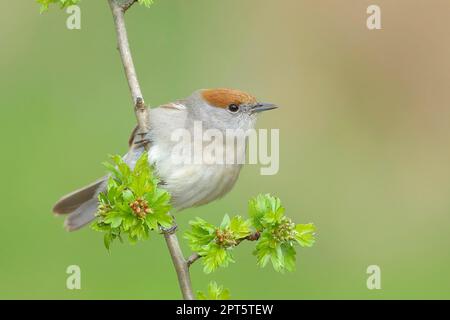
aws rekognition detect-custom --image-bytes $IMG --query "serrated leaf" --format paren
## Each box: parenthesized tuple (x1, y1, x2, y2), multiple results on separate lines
(138, 0, 154, 8)
(184, 218, 216, 252)
(220, 214, 231, 228)
(282, 243, 297, 272)
(200, 243, 234, 273)
(295, 223, 316, 247)
(197, 282, 231, 300)
(37, 0, 80, 13)
(263, 206, 285, 225)
(229, 216, 251, 239)
(122, 189, 134, 202)
(254, 231, 274, 268)
(104, 232, 112, 251)
(248, 194, 285, 229)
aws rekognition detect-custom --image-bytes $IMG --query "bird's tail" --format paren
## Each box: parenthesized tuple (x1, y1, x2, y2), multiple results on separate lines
(53, 177, 107, 231)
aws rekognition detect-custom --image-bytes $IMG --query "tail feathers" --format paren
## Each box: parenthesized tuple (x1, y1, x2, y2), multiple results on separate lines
(64, 198, 99, 231)
(53, 178, 106, 214)
(53, 177, 107, 231)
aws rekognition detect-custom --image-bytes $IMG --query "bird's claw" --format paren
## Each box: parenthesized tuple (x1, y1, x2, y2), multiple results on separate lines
(134, 138, 151, 149)
(160, 223, 178, 234)
(159, 215, 177, 234)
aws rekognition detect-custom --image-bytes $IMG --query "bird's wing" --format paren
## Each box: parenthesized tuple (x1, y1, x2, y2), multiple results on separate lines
(128, 101, 186, 147)
(128, 125, 139, 147)
(159, 101, 187, 111)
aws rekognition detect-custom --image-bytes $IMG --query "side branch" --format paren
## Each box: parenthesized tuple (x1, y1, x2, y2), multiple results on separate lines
(187, 231, 261, 268)
(187, 253, 201, 267)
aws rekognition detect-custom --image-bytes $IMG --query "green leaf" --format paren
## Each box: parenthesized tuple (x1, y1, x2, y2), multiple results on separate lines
(122, 189, 134, 203)
(197, 282, 231, 300)
(144, 214, 158, 230)
(271, 244, 284, 272)
(154, 211, 173, 228)
(254, 231, 276, 268)
(37, 0, 80, 13)
(282, 243, 297, 272)
(111, 154, 131, 184)
(104, 232, 112, 251)
(138, 0, 154, 8)
(263, 206, 285, 225)
(295, 223, 316, 247)
(103, 161, 121, 180)
(110, 216, 123, 229)
(184, 218, 216, 252)
(121, 215, 136, 231)
(229, 216, 251, 239)
(248, 194, 284, 229)
(200, 243, 234, 274)
(248, 194, 267, 230)
(254, 230, 293, 273)
(38, 0, 154, 12)
(220, 214, 231, 228)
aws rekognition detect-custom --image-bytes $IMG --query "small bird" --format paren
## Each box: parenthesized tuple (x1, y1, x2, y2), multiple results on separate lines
(53, 88, 277, 231)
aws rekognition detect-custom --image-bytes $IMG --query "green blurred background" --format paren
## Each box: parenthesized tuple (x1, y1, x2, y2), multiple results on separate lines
(1, 0, 450, 299)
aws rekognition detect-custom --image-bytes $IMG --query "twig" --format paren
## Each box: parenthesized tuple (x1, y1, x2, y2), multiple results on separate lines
(121, 0, 138, 12)
(107, 0, 194, 300)
(187, 253, 201, 267)
(187, 231, 261, 268)
(242, 231, 261, 242)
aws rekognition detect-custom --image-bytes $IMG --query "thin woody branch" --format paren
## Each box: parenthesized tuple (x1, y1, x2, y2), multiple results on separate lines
(121, 0, 138, 12)
(108, 0, 193, 300)
(108, 0, 150, 133)
(135, 97, 149, 134)
(187, 253, 201, 267)
(162, 226, 195, 300)
(187, 231, 261, 268)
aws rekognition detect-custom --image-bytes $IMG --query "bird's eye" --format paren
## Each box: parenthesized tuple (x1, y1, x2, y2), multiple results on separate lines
(228, 104, 239, 113)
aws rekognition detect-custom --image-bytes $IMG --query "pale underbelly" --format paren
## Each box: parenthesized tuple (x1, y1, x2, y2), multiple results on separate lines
(123, 142, 244, 211)
(159, 163, 242, 210)
(148, 144, 243, 210)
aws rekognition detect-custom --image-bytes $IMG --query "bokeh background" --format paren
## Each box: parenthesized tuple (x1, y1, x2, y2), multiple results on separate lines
(1, 0, 450, 299)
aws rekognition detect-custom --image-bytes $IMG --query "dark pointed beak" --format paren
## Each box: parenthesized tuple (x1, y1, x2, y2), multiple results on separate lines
(251, 103, 278, 113)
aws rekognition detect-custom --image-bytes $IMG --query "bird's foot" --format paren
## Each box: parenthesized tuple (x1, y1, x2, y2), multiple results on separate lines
(133, 132, 151, 149)
(159, 215, 177, 234)
(160, 223, 178, 234)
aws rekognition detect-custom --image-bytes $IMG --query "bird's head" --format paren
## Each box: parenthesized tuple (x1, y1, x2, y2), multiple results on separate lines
(185, 88, 277, 131)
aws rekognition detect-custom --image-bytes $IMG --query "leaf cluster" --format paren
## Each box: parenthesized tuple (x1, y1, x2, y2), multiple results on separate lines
(185, 215, 251, 273)
(185, 194, 316, 273)
(37, 0, 153, 12)
(37, 0, 80, 13)
(249, 194, 316, 272)
(137, 0, 154, 8)
(91, 153, 172, 250)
